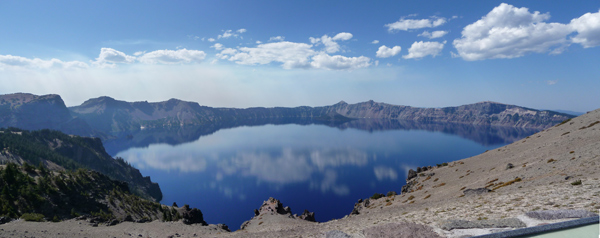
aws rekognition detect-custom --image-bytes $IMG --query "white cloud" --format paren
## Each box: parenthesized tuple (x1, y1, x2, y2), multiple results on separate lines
(403, 41, 445, 59)
(376, 45, 402, 58)
(546, 80, 558, 85)
(332, 32, 353, 41)
(137, 49, 206, 64)
(93, 48, 136, 67)
(211, 43, 224, 50)
(256, 40, 262, 44)
(133, 51, 145, 56)
(418, 30, 448, 39)
(218, 30, 234, 39)
(386, 16, 447, 32)
(320, 35, 340, 53)
(269, 36, 285, 41)
(216, 48, 238, 60)
(309, 33, 354, 53)
(217, 29, 247, 40)
(453, 3, 572, 61)
(0, 54, 88, 69)
(570, 10, 600, 48)
(310, 52, 371, 71)
(371, 40, 379, 44)
(227, 41, 315, 69)
(207, 38, 216, 42)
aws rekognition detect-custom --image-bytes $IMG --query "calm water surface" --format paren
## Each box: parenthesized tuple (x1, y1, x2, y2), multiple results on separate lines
(105, 121, 538, 229)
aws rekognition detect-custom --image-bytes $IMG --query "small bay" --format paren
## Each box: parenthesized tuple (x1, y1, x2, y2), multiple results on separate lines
(104, 119, 539, 229)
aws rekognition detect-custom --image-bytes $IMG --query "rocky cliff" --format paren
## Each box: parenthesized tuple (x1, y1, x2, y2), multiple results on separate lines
(0, 93, 573, 138)
(69, 96, 572, 136)
(0, 93, 98, 137)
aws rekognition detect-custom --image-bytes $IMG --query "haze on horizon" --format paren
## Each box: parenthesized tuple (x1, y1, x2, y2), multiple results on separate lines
(0, 1, 599, 112)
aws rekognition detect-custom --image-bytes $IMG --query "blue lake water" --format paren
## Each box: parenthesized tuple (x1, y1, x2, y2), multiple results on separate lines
(104, 120, 539, 230)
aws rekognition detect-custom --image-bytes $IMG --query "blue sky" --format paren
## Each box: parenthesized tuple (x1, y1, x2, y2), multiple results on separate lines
(1, 1, 599, 112)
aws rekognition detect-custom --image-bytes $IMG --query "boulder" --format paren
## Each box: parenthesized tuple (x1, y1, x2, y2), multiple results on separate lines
(401, 180, 417, 194)
(216, 223, 230, 232)
(181, 207, 207, 225)
(299, 209, 315, 222)
(463, 188, 491, 196)
(407, 169, 417, 180)
(240, 220, 250, 230)
(506, 163, 514, 170)
(0, 217, 12, 225)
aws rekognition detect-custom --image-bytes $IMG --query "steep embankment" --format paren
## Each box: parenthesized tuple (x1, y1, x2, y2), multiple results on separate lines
(0, 128, 161, 202)
(0, 163, 224, 232)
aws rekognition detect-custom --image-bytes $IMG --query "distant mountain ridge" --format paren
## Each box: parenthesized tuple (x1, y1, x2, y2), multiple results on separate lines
(0, 93, 573, 138)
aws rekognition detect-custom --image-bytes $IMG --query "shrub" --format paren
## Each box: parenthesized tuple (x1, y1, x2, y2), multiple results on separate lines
(21, 213, 44, 222)
(386, 191, 397, 197)
(571, 180, 582, 186)
(371, 193, 384, 200)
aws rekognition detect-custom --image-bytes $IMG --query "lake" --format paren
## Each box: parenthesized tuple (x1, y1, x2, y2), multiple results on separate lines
(103, 119, 539, 230)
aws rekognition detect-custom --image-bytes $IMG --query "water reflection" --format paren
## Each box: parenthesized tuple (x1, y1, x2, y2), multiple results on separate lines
(107, 120, 538, 229)
(104, 119, 540, 155)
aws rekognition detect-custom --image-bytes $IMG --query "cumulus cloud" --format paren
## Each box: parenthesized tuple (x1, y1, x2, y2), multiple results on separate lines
(226, 41, 314, 69)
(386, 16, 446, 32)
(0, 54, 88, 69)
(418, 30, 448, 39)
(570, 10, 600, 48)
(332, 32, 353, 41)
(211, 43, 224, 50)
(310, 52, 371, 70)
(137, 49, 206, 64)
(310, 32, 353, 53)
(453, 3, 573, 61)
(213, 29, 247, 40)
(93, 48, 136, 67)
(371, 40, 379, 44)
(222, 38, 370, 71)
(269, 36, 285, 41)
(403, 41, 445, 59)
(376, 45, 402, 58)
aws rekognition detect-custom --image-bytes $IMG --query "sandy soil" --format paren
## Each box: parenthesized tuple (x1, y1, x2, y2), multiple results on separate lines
(2, 109, 600, 238)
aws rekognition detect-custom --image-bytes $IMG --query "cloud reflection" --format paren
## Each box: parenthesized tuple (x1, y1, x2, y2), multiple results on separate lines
(119, 145, 371, 196)
(373, 166, 398, 181)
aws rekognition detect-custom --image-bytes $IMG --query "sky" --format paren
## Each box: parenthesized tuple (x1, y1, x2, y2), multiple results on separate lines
(0, 1, 599, 112)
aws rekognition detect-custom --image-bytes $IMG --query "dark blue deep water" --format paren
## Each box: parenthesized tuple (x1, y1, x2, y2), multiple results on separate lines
(103, 120, 539, 230)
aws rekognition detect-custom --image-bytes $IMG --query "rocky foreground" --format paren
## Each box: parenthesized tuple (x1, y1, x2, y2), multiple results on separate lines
(1, 108, 600, 237)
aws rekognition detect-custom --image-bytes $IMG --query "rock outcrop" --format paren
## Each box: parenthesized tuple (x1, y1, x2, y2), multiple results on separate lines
(179, 204, 207, 225)
(240, 197, 316, 230)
